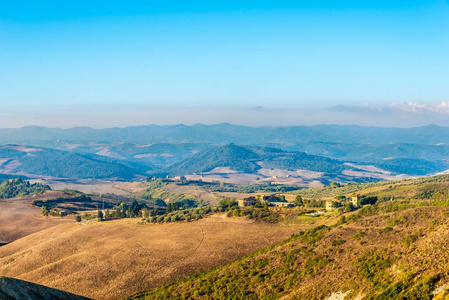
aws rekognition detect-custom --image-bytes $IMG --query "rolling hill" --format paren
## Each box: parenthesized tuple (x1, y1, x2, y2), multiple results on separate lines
(155, 144, 448, 179)
(0, 216, 298, 299)
(0, 276, 89, 300)
(295, 141, 449, 162)
(28, 141, 209, 170)
(137, 206, 449, 299)
(0, 145, 148, 180)
(3, 172, 449, 299)
(0, 193, 70, 243)
(156, 144, 350, 177)
(132, 175, 449, 299)
(1, 142, 446, 182)
(2, 124, 449, 180)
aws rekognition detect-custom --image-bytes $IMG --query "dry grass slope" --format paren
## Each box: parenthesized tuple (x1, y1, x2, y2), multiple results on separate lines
(135, 205, 449, 299)
(0, 195, 71, 243)
(0, 215, 300, 299)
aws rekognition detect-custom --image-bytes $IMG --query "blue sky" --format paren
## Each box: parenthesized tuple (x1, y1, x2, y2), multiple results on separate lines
(1, 0, 449, 127)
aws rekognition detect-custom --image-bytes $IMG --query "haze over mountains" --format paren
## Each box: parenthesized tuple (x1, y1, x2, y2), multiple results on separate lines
(1, 123, 449, 182)
(2, 123, 449, 144)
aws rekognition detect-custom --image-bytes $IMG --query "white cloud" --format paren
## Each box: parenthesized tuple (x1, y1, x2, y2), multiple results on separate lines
(329, 101, 449, 116)
(388, 101, 449, 115)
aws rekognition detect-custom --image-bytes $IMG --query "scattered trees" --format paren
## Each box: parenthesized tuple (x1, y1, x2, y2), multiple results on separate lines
(143, 206, 216, 224)
(218, 199, 238, 211)
(331, 201, 342, 209)
(303, 199, 325, 208)
(359, 196, 378, 206)
(330, 182, 342, 188)
(0, 178, 50, 199)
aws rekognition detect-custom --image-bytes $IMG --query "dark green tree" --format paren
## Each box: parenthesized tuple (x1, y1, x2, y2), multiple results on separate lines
(41, 206, 50, 216)
(295, 195, 304, 206)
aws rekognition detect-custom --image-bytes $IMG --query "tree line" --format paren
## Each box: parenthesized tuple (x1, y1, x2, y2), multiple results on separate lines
(0, 178, 50, 199)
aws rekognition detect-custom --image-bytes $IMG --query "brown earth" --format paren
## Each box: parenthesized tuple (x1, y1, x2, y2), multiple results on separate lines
(0, 214, 302, 299)
(0, 196, 71, 243)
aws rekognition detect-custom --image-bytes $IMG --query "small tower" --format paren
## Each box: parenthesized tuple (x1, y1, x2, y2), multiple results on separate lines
(351, 194, 360, 207)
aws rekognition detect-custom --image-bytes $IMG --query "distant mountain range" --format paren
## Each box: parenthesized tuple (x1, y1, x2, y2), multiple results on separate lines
(1, 124, 449, 181)
(1, 123, 449, 144)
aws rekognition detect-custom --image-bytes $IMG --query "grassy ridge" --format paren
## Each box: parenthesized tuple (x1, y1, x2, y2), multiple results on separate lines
(133, 206, 449, 299)
(132, 176, 449, 299)
(294, 174, 449, 199)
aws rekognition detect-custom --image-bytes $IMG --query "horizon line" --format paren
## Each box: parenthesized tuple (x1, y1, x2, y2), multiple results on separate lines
(0, 122, 445, 130)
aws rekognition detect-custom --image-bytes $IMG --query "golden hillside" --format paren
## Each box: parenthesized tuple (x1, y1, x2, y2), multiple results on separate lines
(0, 215, 300, 299)
(0, 195, 71, 243)
(133, 176, 449, 299)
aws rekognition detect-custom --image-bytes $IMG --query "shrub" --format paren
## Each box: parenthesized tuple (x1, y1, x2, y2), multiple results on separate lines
(378, 227, 394, 234)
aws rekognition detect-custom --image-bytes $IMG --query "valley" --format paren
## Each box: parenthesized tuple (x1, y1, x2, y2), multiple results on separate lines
(3, 1, 446, 298)
(2, 172, 449, 298)
(2, 124, 449, 299)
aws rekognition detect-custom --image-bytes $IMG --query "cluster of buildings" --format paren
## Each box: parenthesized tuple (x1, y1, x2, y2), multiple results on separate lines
(237, 195, 296, 208)
(173, 175, 187, 182)
(238, 194, 364, 211)
(325, 194, 360, 210)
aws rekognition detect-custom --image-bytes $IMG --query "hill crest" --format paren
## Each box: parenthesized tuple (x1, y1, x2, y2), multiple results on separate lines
(0, 276, 89, 300)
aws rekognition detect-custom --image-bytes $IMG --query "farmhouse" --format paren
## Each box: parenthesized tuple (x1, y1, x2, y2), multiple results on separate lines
(173, 175, 187, 181)
(238, 196, 256, 207)
(351, 194, 360, 207)
(50, 208, 69, 217)
(325, 200, 333, 210)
